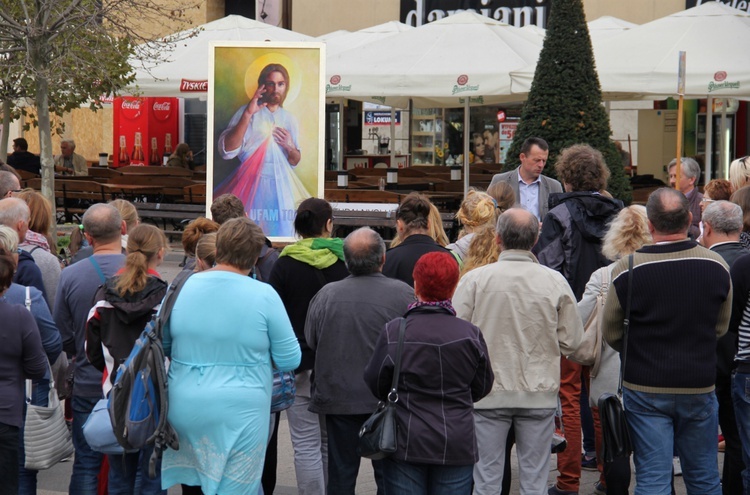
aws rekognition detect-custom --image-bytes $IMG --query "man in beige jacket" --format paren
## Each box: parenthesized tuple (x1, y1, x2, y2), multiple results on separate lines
(454, 208, 583, 495)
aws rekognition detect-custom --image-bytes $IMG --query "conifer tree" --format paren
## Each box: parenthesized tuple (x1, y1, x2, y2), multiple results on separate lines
(504, 0, 631, 202)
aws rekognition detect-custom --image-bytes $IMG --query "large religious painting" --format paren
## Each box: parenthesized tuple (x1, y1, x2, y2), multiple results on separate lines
(208, 42, 325, 241)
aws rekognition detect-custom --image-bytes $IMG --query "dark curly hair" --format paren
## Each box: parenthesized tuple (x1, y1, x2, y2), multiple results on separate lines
(554, 144, 610, 192)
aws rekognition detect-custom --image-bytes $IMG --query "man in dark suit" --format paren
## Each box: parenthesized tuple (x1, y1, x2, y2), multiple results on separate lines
(489, 137, 563, 221)
(6, 138, 41, 175)
(702, 199, 748, 495)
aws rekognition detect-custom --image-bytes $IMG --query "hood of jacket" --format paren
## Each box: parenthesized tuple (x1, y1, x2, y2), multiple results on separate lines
(548, 192, 623, 242)
(101, 275, 168, 325)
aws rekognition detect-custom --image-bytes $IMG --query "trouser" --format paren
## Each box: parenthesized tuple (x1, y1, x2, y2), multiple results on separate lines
(287, 371, 327, 495)
(554, 357, 583, 492)
(325, 414, 384, 495)
(716, 372, 744, 495)
(0, 422, 20, 495)
(70, 395, 104, 495)
(382, 457, 473, 495)
(473, 407, 555, 495)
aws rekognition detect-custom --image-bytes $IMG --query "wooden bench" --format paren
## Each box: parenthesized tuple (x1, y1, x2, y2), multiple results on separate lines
(27, 178, 111, 223)
(109, 175, 197, 201)
(135, 203, 207, 240)
(332, 208, 458, 242)
(183, 183, 206, 204)
(118, 165, 193, 177)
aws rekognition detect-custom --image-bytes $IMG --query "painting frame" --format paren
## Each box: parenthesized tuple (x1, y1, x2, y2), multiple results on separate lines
(207, 41, 326, 242)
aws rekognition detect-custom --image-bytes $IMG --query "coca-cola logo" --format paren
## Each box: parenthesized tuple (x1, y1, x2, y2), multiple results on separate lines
(714, 71, 728, 82)
(151, 100, 172, 121)
(120, 98, 142, 120)
(180, 79, 208, 92)
(330, 75, 341, 85)
(457, 74, 469, 85)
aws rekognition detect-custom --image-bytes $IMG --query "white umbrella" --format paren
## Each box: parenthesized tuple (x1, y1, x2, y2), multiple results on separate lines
(326, 11, 541, 108)
(319, 21, 413, 56)
(511, 2, 750, 100)
(587, 16, 637, 39)
(128, 15, 314, 97)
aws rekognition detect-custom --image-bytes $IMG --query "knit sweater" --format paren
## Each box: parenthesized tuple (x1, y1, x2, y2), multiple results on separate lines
(602, 240, 731, 394)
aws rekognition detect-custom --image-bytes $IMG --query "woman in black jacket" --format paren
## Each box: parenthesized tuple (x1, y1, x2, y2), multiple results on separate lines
(364, 251, 494, 494)
(86, 224, 169, 495)
(268, 198, 349, 494)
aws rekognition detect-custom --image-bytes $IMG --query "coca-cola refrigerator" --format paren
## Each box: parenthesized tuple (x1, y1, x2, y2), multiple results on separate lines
(112, 97, 179, 168)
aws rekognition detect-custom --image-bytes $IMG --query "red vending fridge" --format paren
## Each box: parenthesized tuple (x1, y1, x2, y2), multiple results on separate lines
(113, 97, 179, 168)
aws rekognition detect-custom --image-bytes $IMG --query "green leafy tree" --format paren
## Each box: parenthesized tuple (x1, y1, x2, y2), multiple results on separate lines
(504, 0, 631, 202)
(0, 0, 198, 211)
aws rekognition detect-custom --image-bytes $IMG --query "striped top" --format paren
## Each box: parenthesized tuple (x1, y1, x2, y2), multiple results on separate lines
(730, 253, 750, 368)
(602, 240, 731, 394)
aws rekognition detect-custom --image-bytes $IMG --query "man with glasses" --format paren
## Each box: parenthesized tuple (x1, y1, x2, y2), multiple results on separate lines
(0, 170, 22, 199)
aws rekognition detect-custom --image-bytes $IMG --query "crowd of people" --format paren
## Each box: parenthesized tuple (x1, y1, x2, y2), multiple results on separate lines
(2, 137, 750, 495)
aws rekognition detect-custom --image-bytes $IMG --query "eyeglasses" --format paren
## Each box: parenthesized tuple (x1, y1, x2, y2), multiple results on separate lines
(700, 198, 715, 204)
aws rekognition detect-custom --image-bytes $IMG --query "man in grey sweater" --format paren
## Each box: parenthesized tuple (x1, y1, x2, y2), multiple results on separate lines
(305, 227, 414, 494)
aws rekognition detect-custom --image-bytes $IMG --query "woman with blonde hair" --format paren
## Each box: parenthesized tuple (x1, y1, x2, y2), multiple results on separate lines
(86, 223, 170, 493)
(447, 190, 497, 264)
(461, 187, 515, 276)
(729, 156, 750, 193)
(730, 186, 750, 249)
(578, 205, 651, 495)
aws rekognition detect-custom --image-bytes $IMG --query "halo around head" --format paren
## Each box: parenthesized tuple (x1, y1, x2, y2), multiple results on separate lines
(244, 53, 300, 106)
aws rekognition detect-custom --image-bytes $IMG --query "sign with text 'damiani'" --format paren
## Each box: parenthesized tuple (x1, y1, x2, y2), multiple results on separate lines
(686, 0, 750, 13)
(400, 0, 550, 27)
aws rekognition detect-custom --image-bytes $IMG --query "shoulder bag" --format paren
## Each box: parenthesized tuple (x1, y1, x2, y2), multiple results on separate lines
(598, 254, 634, 463)
(358, 317, 406, 460)
(23, 287, 76, 470)
(569, 267, 609, 376)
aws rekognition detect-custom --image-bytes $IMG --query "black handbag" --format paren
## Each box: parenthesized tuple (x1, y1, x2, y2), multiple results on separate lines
(358, 317, 406, 460)
(599, 254, 634, 463)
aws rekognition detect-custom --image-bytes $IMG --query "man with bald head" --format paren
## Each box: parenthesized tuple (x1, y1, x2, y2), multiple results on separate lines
(305, 227, 414, 493)
(54, 203, 126, 495)
(453, 208, 583, 495)
(603, 188, 731, 494)
(0, 170, 21, 199)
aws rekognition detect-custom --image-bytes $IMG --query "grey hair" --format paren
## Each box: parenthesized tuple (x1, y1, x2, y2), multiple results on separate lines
(343, 227, 385, 276)
(495, 208, 539, 251)
(703, 200, 743, 235)
(82, 203, 122, 243)
(668, 157, 701, 182)
(0, 225, 19, 252)
(0, 197, 30, 227)
(61, 138, 76, 149)
(0, 171, 20, 198)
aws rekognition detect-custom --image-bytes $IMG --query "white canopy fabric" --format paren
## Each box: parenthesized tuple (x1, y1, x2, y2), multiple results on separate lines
(511, 2, 750, 100)
(518, 16, 636, 43)
(318, 21, 413, 56)
(325, 11, 541, 109)
(128, 15, 314, 97)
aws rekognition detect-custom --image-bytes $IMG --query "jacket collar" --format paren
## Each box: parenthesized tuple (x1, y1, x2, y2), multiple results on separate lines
(497, 249, 539, 263)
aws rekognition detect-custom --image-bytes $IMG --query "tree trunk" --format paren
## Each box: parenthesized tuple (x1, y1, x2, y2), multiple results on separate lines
(35, 74, 57, 240)
(0, 100, 9, 163)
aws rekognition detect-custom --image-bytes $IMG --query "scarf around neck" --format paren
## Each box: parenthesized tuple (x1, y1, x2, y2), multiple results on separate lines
(280, 237, 345, 269)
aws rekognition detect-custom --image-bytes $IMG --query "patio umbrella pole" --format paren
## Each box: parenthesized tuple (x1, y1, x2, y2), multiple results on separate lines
(338, 99, 345, 171)
(390, 107, 396, 169)
(463, 98, 470, 196)
(675, 51, 686, 185)
(705, 95, 721, 184)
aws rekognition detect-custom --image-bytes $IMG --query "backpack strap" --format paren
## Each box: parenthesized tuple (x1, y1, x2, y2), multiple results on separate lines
(154, 270, 193, 339)
(88, 257, 107, 284)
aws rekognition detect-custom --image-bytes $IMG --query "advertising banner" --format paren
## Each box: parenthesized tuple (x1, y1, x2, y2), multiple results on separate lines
(400, 0, 550, 27)
(113, 97, 179, 168)
(208, 42, 325, 242)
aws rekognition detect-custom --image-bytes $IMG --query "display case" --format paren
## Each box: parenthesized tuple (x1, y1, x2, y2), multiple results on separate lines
(696, 113, 735, 181)
(411, 108, 445, 166)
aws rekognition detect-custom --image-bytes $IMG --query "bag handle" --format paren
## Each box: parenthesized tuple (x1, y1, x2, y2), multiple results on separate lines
(387, 318, 407, 405)
(617, 254, 634, 397)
